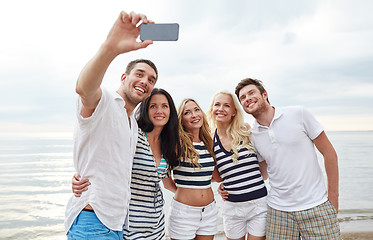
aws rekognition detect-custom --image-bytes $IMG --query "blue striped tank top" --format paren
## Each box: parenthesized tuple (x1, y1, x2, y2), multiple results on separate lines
(214, 131, 267, 202)
(173, 141, 215, 189)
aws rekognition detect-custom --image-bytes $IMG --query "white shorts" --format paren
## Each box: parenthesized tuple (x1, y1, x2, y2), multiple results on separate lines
(222, 197, 267, 239)
(167, 198, 218, 239)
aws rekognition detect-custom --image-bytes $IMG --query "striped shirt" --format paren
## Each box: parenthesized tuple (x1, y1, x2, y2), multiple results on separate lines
(124, 129, 168, 240)
(214, 131, 267, 202)
(173, 141, 215, 189)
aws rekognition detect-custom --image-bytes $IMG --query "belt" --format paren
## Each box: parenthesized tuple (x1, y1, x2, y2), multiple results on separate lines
(82, 208, 94, 212)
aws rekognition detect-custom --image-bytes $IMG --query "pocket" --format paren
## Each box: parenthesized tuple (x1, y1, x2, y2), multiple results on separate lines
(86, 224, 111, 236)
(211, 202, 219, 216)
(169, 202, 183, 219)
(169, 207, 182, 217)
(222, 202, 234, 217)
(66, 231, 73, 240)
(326, 200, 337, 215)
(254, 202, 268, 218)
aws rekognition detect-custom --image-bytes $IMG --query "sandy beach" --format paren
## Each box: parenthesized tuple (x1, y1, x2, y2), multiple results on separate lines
(341, 232, 373, 240)
(214, 232, 373, 240)
(339, 219, 373, 240)
(212, 219, 373, 240)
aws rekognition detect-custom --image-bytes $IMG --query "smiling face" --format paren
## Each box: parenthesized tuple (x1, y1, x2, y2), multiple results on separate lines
(238, 84, 268, 116)
(212, 93, 237, 124)
(121, 62, 157, 107)
(181, 100, 204, 133)
(148, 94, 170, 129)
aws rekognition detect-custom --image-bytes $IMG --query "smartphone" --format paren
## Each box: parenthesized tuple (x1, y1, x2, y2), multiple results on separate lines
(140, 23, 179, 41)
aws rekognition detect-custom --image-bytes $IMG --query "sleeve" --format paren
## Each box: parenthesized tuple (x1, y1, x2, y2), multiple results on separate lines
(76, 87, 107, 125)
(301, 107, 324, 140)
(255, 151, 265, 162)
(250, 134, 265, 162)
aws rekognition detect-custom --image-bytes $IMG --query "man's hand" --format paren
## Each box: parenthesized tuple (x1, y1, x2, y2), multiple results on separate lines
(75, 11, 155, 115)
(72, 173, 91, 197)
(104, 11, 154, 56)
(328, 192, 339, 213)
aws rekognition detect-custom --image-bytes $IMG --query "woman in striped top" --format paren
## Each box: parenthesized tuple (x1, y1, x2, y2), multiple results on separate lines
(166, 98, 221, 240)
(207, 91, 268, 240)
(72, 88, 181, 240)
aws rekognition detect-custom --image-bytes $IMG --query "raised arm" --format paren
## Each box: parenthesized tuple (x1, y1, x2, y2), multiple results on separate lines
(313, 131, 339, 212)
(76, 11, 154, 117)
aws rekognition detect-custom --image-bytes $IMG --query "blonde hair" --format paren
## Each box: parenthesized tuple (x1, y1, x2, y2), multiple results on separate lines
(177, 98, 215, 168)
(207, 90, 255, 162)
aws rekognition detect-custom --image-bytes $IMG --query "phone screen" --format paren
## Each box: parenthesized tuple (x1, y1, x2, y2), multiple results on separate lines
(140, 23, 179, 41)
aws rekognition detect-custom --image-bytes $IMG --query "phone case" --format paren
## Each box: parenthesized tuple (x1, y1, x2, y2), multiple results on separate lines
(140, 23, 179, 41)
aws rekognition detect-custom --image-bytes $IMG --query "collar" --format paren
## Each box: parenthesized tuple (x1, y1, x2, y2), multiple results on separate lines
(113, 91, 122, 99)
(252, 106, 283, 129)
(114, 90, 133, 111)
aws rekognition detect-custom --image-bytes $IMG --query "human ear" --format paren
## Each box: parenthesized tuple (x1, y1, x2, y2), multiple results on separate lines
(263, 91, 268, 100)
(121, 73, 126, 82)
(232, 109, 237, 117)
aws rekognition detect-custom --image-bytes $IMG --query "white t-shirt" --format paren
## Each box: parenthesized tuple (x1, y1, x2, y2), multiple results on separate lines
(65, 87, 138, 232)
(250, 106, 327, 211)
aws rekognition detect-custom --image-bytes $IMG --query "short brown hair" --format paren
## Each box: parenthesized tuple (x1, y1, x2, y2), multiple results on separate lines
(235, 78, 269, 103)
(125, 59, 158, 80)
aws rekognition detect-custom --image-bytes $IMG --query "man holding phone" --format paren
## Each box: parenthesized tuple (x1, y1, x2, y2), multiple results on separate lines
(64, 11, 158, 239)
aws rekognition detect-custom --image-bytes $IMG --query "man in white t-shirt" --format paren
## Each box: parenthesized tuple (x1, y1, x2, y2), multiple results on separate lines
(234, 78, 341, 239)
(64, 11, 158, 239)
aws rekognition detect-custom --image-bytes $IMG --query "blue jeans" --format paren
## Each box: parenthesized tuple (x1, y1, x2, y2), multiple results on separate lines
(67, 210, 123, 240)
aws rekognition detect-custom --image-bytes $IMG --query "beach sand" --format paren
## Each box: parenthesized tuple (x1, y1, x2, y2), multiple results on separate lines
(214, 232, 373, 240)
(164, 215, 373, 239)
(341, 232, 373, 240)
(339, 219, 373, 240)
(212, 219, 373, 240)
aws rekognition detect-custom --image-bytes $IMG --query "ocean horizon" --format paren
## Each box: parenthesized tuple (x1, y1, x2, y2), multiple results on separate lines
(0, 130, 372, 239)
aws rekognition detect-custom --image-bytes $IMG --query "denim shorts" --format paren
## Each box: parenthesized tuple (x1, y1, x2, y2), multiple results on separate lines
(167, 199, 218, 239)
(67, 210, 123, 240)
(222, 196, 267, 238)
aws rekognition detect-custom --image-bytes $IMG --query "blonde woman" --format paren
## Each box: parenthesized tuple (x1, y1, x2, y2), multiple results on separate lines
(207, 91, 268, 240)
(167, 98, 221, 240)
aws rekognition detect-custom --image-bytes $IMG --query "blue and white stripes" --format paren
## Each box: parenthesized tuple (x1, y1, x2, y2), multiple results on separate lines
(124, 130, 168, 240)
(173, 142, 215, 189)
(214, 132, 267, 202)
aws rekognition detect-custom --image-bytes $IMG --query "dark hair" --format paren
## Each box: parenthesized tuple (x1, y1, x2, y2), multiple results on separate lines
(125, 59, 158, 81)
(235, 78, 270, 104)
(137, 88, 181, 169)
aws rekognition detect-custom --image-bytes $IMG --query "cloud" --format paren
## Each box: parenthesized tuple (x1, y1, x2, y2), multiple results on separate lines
(0, 0, 372, 132)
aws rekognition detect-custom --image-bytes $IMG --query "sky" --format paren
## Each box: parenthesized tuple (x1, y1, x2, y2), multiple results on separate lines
(0, 0, 372, 133)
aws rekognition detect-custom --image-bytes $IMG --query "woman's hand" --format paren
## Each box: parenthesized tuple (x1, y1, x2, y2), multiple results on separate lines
(72, 173, 91, 197)
(217, 183, 228, 201)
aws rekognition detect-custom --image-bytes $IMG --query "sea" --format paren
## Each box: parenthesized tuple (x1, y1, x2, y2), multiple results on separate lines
(0, 131, 372, 239)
